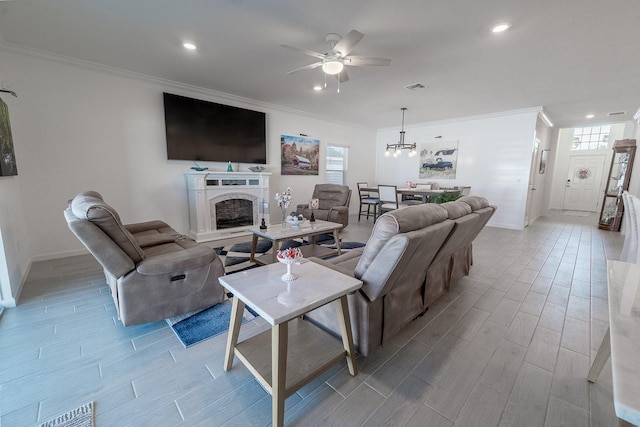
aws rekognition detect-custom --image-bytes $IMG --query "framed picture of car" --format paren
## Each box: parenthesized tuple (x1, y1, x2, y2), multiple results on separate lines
(419, 141, 458, 179)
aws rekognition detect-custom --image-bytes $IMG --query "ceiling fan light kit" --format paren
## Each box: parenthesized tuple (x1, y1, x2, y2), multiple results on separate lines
(385, 108, 417, 158)
(281, 29, 390, 89)
(321, 59, 344, 75)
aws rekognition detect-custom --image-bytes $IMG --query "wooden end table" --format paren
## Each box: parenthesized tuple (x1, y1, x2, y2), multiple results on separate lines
(219, 259, 362, 427)
(248, 219, 343, 265)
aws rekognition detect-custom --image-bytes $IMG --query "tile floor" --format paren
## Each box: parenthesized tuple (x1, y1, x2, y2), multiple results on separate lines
(0, 211, 623, 426)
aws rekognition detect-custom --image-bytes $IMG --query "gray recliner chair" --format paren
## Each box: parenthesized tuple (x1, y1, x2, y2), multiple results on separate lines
(296, 184, 351, 228)
(64, 191, 225, 326)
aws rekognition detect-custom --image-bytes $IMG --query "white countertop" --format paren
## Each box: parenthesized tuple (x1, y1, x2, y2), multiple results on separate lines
(607, 260, 640, 424)
(219, 259, 362, 325)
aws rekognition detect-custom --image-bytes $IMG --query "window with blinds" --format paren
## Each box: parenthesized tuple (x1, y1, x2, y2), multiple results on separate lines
(326, 145, 347, 185)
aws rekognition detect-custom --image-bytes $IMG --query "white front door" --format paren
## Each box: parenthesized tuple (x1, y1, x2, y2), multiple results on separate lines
(563, 154, 606, 211)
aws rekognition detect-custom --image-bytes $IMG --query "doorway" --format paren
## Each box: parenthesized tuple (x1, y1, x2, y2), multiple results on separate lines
(562, 154, 606, 211)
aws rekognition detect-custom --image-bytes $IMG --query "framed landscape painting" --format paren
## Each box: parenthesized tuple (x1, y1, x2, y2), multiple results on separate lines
(280, 135, 319, 175)
(0, 97, 17, 176)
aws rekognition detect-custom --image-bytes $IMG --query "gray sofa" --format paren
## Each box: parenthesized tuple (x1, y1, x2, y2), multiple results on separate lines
(306, 195, 496, 356)
(296, 184, 351, 229)
(64, 191, 225, 326)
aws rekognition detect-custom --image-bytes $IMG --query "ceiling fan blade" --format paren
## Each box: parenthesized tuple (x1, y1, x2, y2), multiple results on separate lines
(332, 30, 364, 57)
(280, 44, 326, 60)
(286, 61, 323, 75)
(344, 56, 391, 67)
(337, 69, 349, 83)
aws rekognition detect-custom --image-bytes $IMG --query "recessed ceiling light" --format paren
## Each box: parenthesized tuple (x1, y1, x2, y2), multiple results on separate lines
(183, 42, 197, 51)
(491, 23, 511, 33)
(313, 85, 323, 91)
(586, 114, 595, 119)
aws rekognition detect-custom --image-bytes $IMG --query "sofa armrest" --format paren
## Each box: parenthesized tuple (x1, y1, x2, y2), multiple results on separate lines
(308, 257, 355, 278)
(125, 220, 171, 233)
(328, 206, 349, 227)
(136, 245, 216, 275)
(135, 234, 177, 248)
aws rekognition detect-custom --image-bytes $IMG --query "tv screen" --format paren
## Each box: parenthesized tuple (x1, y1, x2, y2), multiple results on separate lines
(163, 93, 267, 164)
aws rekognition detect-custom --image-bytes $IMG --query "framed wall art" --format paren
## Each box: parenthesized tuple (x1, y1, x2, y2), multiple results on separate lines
(419, 141, 458, 179)
(539, 149, 550, 174)
(0, 97, 17, 176)
(280, 135, 319, 175)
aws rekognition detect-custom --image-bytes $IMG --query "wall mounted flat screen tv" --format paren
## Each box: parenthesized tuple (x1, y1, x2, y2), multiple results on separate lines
(163, 92, 267, 164)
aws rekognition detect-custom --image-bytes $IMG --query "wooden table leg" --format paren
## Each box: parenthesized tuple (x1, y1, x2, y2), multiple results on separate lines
(272, 322, 288, 427)
(587, 327, 611, 383)
(272, 239, 280, 264)
(334, 295, 357, 376)
(333, 229, 342, 256)
(249, 234, 259, 263)
(224, 297, 245, 371)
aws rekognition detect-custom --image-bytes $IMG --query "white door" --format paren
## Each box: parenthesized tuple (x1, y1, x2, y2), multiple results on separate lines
(563, 155, 606, 211)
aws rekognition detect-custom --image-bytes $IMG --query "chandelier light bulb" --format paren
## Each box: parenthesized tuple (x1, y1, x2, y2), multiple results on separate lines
(384, 148, 391, 157)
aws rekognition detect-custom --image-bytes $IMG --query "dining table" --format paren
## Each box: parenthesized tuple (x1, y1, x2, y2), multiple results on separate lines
(396, 188, 461, 203)
(362, 186, 460, 204)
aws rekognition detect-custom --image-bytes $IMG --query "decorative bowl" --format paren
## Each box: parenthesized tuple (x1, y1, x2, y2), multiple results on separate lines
(248, 166, 265, 172)
(276, 248, 303, 281)
(285, 217, 306, 228)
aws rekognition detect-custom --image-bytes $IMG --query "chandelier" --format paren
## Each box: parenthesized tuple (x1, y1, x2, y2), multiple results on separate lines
(385, 108, 417, 158)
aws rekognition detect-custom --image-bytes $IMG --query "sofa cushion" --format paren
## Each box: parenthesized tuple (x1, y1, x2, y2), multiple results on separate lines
(71, 194, 144, 262)
(354, 203, 448, 278)
(312, 184, 350, 210)
(458, 195, 490, 211)
(441, 201, 472, 219)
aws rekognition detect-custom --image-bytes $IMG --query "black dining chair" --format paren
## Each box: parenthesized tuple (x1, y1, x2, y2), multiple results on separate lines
(357, 182, 380, 221)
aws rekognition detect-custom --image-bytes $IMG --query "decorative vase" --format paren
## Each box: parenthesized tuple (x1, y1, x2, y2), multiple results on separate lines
(278, 257, 298, 281)
(277, 248, 303, 281)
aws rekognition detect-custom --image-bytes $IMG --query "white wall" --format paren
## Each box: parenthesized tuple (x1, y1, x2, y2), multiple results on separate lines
(0, 46, 376, 302)
(375, 109, 540, 229)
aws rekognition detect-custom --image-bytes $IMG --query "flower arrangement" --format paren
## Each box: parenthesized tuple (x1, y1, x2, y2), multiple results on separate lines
(274, 187, 293, 222)
(277, 247, 303, 260)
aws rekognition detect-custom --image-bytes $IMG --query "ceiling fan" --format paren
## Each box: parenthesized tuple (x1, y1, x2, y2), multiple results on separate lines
(280, 30, 391, 84)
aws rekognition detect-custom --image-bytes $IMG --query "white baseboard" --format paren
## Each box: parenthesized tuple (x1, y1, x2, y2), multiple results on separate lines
(31, 248, 89, 262)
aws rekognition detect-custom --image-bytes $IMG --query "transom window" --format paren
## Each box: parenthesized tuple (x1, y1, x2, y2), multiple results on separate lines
(572, 125, 610, 150)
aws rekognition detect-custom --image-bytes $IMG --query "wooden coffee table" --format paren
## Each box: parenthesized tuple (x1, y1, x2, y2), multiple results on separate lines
(248, 219, 343, 265)
(220, 259, 362, 427)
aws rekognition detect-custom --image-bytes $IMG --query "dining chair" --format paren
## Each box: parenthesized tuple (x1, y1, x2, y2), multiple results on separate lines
(357, 182, 380, 221)
(378, 184, 409, 215)
(460, 186, 471, 196)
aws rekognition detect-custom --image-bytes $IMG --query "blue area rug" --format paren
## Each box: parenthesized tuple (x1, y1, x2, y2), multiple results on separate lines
(167, 300, 255, 348)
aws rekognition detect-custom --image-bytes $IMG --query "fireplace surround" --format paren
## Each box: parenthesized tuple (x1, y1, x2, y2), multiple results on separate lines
(185, 171, 271, 242)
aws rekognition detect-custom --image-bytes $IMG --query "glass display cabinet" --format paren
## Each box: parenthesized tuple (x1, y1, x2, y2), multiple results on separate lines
(599, 139, 636, 231)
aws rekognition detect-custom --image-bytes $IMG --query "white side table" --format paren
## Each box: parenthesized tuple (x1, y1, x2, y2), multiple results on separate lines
(587, 260, 640, 426)
(219, 259, 362, 427)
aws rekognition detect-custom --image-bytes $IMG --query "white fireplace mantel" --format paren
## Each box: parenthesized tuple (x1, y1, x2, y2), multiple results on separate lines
(185, 171, 271, 243)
